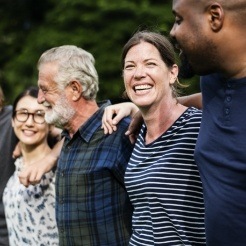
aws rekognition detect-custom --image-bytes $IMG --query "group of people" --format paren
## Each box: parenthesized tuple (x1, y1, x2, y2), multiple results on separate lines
(0, 0, 245, 245)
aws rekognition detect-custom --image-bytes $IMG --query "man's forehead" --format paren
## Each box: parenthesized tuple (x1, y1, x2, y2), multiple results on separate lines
(172, 0, 197, 13)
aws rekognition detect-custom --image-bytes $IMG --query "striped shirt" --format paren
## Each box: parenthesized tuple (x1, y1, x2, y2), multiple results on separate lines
(125, 107, 206, 245)
(56, 101, 134, 246)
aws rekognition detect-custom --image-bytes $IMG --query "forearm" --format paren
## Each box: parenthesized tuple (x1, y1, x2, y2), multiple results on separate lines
(40, 137, 64, 170)
(18, 138, 64, 186)
(178, 92, 202, 109)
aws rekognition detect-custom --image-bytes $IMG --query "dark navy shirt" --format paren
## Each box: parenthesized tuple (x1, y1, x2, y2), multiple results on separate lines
(195, 73, 246, 245)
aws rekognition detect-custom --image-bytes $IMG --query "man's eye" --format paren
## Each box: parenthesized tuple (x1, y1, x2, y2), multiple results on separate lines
(40, 88, 47, 94)
(175, 17, 182, 25)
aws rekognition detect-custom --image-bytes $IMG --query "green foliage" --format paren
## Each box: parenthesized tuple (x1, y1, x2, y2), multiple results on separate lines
(0, 0, 200, 104)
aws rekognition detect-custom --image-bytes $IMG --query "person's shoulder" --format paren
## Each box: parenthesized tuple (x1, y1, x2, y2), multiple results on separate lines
(99, 99, 131, 129)
(186, 106, 202, 115)
(0, 105, 13, 123)
(200, 73, 226, 83)
(183, 107, 202, 122)
(0, 105, 12, 115)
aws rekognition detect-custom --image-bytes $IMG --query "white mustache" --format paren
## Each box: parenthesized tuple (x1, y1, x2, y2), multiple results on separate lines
(42, 101, 51, 107)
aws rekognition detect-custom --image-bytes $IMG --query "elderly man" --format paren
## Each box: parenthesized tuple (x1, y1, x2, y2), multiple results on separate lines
(36, 45, 133, 245)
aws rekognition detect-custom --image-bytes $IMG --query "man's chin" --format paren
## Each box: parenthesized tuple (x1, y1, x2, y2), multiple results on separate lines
(45, 114, 56, 125)
(178, 64, 195, 79)
(178, 54, 196, 79)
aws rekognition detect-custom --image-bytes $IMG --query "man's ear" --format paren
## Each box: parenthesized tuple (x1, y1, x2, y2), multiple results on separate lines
(68, 80, 82, 101)
(208, 3, 224, 32)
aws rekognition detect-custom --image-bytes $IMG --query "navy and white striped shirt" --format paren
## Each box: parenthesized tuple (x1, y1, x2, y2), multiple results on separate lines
(125, 107, 206, 245)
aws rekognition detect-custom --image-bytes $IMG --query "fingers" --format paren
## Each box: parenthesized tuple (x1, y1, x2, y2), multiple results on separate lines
(126, 111, 142, 134)
(18, 168, 42, 187)
(102, 106, 118, 134)
(102, 102, 140, 135)
(18, 171, 31, 187)
(101, 122, 116, 134)
(110, 111, 126, 125)
(128, 133, 137, 144)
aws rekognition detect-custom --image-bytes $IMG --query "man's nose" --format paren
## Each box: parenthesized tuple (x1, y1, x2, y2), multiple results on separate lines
(37, 89, 45, 104)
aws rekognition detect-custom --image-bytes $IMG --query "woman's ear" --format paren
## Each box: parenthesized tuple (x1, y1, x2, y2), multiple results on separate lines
(170, 64, 179, 85)
(208, 3, 224, 32)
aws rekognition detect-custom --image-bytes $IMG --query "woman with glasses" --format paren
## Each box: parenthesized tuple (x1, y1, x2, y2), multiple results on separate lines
(3, 86, 59, 245)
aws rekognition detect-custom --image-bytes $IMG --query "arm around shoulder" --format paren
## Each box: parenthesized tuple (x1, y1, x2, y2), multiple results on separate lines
(178, 92, 202, 109)
(18, 138, 64, 187)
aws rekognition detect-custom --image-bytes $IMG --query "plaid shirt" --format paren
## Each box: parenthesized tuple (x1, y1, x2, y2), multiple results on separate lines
(56, 101, 134, 246)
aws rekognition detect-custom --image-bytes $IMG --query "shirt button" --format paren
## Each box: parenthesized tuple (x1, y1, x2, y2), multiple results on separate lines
(226, 96, 231, 102)
(225, 108, 230, 115)
(59, 199, 63, 204)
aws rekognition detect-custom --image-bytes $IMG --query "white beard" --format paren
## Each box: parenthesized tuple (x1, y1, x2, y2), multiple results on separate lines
(44, 94, 75, 128)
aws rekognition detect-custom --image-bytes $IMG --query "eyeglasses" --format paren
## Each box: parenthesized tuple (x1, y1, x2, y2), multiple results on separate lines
(15, 109, 46, 124)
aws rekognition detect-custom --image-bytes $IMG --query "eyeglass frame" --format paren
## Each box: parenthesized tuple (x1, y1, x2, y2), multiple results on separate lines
(14, 109, 46, 124)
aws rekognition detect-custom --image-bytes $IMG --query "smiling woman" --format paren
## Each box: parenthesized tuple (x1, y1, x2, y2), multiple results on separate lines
(2, 86, 59, 245)
(102, 30, 206, 245)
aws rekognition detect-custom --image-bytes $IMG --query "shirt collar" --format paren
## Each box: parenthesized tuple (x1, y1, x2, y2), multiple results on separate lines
(61, 100, 111, 142)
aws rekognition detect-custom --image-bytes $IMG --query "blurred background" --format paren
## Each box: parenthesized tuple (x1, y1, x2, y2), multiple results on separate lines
(0, 0, 200, 104)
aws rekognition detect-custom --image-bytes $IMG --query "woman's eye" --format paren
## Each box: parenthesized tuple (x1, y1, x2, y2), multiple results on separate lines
(36, 111, 45, 116)
(125, 65, 134, 70)
(20, 112, 28, 117)
(146, 62, 156, 67)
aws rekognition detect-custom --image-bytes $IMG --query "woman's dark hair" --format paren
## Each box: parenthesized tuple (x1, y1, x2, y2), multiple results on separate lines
(121, 30, 176, 69)
(12, 86, 39, 117)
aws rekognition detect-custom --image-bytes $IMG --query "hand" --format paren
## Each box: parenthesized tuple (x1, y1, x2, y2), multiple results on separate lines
(102, 102, 139, 134)
(125, 111, 143, 144)
(18, 138, 64, 187)
(18, 157, 56, 187)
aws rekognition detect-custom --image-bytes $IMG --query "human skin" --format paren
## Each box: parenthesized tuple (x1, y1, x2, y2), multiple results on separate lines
(170, 0, 246, 79)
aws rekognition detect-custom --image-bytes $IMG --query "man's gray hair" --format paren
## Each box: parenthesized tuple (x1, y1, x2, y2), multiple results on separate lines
(37, 45, 99, 100)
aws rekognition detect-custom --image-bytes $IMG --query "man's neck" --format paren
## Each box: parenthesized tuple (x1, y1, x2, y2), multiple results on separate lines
(67, 99, 99, 137)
